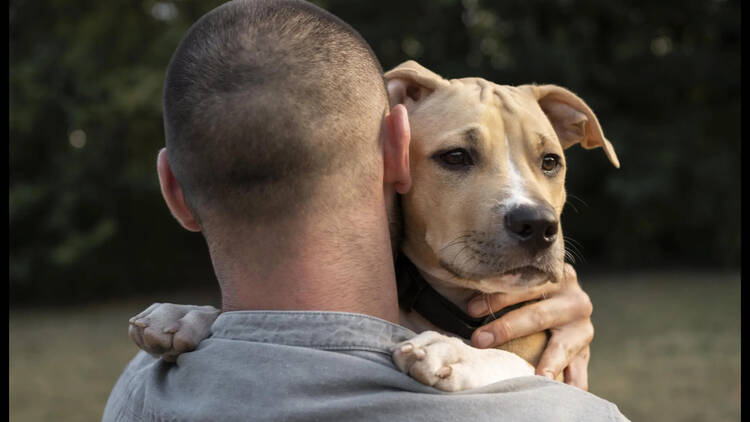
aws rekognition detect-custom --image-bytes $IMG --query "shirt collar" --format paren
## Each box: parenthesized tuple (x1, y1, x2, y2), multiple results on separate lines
(211, 311, 416, 354)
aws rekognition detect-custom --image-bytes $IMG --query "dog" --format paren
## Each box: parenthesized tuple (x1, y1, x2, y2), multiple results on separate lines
(128, 60, 619, 392)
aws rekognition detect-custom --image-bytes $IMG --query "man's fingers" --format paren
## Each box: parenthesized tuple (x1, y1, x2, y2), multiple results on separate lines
(535, 319, 594, 380)
(467, 281, 563, 317)
(472, 294, 590, 347)
(563, 347, 590, 390)
(467, 263, 593, 386)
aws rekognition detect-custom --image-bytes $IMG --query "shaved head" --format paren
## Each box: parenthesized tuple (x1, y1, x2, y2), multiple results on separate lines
(163, 0, 388, 226)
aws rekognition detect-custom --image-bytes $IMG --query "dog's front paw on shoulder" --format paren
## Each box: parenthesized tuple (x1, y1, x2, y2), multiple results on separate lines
(392, 331, 477, 392)
(128, 303, 220, 362)
(393, 330, 536, 392)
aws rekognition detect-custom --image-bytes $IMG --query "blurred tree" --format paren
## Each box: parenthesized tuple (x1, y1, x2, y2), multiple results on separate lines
(9, 0, 740, 305)
(10, 0, 226, 304)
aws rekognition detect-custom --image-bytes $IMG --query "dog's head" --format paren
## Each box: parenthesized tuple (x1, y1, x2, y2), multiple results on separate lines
(385, 61, 619, 294)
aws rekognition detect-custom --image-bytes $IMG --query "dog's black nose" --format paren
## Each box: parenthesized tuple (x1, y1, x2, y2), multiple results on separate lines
(504, 205, 559, 253)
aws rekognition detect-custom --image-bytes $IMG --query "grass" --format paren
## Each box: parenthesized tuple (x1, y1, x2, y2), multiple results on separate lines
(10, 300, 147, 421)
(585, 271, 740, 422)
(9, 272, 740, 421)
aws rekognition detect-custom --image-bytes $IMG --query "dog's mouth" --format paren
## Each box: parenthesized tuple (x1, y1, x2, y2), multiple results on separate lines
(502, 265, 545, 277)
(498, 265, 555, 285)
(431, 228, 565, 292)
(439, 259, 556, 286)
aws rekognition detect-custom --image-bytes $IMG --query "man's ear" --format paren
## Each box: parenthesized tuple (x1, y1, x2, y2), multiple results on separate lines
(384, 60, 449, 108)
(157, 148, 201, 232)
(382, 104, 411, 194)
(523, 84, 620, 168)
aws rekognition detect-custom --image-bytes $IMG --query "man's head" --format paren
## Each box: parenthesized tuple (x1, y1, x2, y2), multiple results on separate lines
(159, 0, 400, 234)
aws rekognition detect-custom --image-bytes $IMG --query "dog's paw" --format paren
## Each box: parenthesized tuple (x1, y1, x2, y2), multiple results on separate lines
(128, 303, 220, 362)
(392, 331, 468, 391)
(392, 331, 534, 392)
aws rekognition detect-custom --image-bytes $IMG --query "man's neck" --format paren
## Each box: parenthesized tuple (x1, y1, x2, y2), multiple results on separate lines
(206, 206, 400, 324)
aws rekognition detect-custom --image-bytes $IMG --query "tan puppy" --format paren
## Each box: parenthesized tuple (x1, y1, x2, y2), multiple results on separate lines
(386, 60, 618, 390)
(129, 60, 619, 392)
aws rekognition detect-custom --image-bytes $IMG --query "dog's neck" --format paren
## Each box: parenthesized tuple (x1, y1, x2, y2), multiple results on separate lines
(416, 268, 477, 312)
(399, 248, 478, 312)
(396, 253, 535, 343)
(396, 252, 515, 340)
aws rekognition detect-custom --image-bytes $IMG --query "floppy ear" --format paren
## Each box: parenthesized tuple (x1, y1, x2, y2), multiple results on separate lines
(384, 60, 450, 107)
(523, 84, 620, 168)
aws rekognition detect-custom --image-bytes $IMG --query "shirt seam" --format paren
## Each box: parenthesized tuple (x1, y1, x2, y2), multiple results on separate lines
(216, 310, 412, 332)
(209, 336, 396, 356)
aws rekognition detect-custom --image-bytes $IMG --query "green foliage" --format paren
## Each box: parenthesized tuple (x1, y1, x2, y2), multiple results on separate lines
(9, 0, 740, 305)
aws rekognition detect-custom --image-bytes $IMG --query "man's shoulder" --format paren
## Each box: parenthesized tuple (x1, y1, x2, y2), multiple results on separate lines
(104, 344, 627, 422)
(103, 312, 629, 421)
(102, 351, 158, 421)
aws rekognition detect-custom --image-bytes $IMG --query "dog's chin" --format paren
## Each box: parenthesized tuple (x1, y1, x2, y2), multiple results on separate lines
(438, 261, 559, 294)
(500, 265, 552, 282)
(479, 267, 557, 293)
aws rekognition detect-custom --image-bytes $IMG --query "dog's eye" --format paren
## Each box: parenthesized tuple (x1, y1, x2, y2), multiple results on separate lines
(438, 149, 474, 168)
(541, 154, 561, 173)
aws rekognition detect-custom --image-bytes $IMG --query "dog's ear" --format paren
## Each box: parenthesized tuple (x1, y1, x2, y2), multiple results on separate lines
(523, 84, 620, 168)
(384, 61, 449, 107)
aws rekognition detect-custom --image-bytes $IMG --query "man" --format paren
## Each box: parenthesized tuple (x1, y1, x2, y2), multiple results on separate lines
(103, 0, 627, 420)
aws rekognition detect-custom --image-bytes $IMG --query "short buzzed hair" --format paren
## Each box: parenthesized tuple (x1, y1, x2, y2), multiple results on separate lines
(163, 0, 388, 225)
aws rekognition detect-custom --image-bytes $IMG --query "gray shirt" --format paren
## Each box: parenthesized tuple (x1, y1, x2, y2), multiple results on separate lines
(103, 311, 629, 421)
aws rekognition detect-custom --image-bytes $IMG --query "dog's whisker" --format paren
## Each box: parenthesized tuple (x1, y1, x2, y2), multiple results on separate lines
(563, 243, 581, 258)
(484, 294, 498, 321)
(563, 238, 585, 261)
(450, 245, 470, 269)
(564, 243, 579, 257)
(439, 232, 474, 251)
(563, 238, 584, 254)
(440, 237, 470, 252)
(567, 193, 589, 209)
(563, 201, 580, 214)
(458, 246, 478, 270)
(563, 244, 586, 264)
(440, 241, 465, 253)
(563, 236, 584, 248)
(565, 195, 587, 214)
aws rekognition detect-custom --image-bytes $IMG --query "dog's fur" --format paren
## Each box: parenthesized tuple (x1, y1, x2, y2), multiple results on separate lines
(129, 61, 619, 391)
(385, 62, 618, 387)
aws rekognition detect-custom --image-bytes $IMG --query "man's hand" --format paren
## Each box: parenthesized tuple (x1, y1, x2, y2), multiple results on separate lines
(466, 264, 593, 390)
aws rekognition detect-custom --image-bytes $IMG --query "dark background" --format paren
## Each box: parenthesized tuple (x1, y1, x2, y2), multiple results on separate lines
(9, 0, 740, 306)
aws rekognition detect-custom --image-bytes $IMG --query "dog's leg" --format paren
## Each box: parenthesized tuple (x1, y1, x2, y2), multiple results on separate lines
(392, 331, 534, 392)
(128, 303, 220, 362)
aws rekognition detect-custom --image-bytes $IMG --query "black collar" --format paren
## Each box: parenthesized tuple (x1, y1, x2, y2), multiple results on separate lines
(396, 253, 527, 340)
